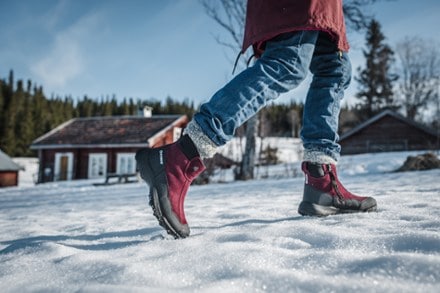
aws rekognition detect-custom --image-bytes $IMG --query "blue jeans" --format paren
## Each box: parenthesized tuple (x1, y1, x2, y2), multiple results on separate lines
(193, 31, 351, 162)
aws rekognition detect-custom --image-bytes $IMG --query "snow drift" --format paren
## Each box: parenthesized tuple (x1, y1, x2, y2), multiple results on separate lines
(1, 151, 439, 292)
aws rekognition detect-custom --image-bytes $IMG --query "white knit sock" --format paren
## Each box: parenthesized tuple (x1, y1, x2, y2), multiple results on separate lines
(303, 150, 337, 165)
(183, 120, 217, 159)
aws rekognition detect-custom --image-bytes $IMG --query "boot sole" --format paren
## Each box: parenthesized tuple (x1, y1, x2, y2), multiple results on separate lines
(136, 149, 189, 239)
(149, 186, 188, 239)
(298, 201, 377, 217)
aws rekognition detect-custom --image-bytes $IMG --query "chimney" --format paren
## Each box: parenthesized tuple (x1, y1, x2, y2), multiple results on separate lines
(141, 106, 153, 118)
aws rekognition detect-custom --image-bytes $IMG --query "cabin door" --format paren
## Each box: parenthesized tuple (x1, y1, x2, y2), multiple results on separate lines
(54, 152, 73, 181)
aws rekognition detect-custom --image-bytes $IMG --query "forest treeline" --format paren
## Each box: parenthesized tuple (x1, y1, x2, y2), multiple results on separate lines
(0, 71, 198, 157)
(0, 70, 307, 157)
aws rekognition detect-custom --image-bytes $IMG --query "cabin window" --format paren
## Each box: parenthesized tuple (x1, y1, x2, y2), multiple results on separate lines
(116, 153, 136, 174)
(88, 153, 107, 179)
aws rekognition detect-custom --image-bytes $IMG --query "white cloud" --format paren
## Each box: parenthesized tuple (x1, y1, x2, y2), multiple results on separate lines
(30, 11, 102, 91)
(40, 0, 70, 32)
(31, 34, 83, 89)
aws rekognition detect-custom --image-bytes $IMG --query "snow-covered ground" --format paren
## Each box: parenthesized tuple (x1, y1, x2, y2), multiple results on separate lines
(1, 151, 439, 292)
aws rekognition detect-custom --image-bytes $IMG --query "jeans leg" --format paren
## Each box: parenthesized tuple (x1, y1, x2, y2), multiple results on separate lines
(194, 31, 319, 146)
(301, 33, 352, 162)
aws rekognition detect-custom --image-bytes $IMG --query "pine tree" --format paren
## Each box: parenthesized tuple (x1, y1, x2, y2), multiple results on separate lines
(32, 85, 48, 138)
(355, 19, 397, 120)
(0, 71, 15, 150)
(2, 79, 25, 155)
(77, 96, 94, 117)
(120, 98, 131, 115)
(15, 80, 34, 156)
(0, 79, 5, 140)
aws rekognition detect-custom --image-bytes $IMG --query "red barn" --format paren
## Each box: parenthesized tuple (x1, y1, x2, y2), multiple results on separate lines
(30, 114, 188, 183)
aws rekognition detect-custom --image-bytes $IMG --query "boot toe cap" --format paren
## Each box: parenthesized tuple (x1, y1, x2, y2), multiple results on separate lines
(360, 197, 377, 212)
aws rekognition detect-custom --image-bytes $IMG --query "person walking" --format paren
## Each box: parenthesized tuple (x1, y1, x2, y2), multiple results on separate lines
(136, 0, 377, 239)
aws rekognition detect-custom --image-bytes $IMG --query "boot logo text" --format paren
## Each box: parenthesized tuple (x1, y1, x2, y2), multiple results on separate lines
(159, 150, 164, 165)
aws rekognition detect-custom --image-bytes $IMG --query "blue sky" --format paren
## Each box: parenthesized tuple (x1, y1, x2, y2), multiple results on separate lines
(1, 0, 439, 106)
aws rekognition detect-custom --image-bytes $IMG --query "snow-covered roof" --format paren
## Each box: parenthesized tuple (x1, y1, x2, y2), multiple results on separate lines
(0, 149, 24, 171)
(340, 110, 438, 141)
(30, 115, 187, 149)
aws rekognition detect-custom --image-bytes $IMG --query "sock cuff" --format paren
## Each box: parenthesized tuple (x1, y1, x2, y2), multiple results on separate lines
(183, 120, 217, 159)
(303, 150, 337, 165)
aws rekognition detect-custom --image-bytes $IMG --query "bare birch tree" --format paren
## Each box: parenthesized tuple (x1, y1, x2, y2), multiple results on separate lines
(200, 0, 257, 181)
(395, 37, 440, 122)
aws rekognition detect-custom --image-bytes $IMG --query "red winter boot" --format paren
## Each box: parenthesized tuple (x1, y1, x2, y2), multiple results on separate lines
(298, 161, 377, 216)
(135, 135, 205, 238)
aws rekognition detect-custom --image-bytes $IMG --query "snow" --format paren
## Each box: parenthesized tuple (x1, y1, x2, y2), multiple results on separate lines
(12, 157, 39, 187)
(217, 137, 304, 164)
(1, 150, 440, 292)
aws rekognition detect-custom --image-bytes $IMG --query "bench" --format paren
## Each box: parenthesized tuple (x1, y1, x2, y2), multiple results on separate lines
(104, 173, 139, 184)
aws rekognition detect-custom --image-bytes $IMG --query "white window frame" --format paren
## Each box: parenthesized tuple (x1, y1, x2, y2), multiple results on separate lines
(88, 153, 108, 179)
(54, 152, 74, 181)
(116, 153, 136, 174)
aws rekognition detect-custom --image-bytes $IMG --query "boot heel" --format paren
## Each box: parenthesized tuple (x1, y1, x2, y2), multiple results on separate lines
(298, 201, 338, 217)
(135, 148, 155, 184)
